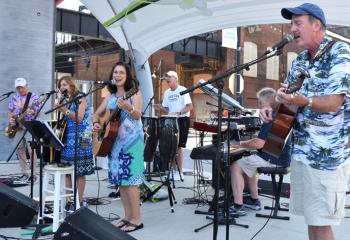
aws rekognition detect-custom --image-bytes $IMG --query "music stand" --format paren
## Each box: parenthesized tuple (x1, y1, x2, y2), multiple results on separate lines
(21, 120, 64, 239)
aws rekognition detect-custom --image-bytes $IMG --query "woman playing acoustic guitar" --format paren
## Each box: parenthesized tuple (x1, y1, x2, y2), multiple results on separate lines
(93, 62, 144, 233)
(55, 76, 94, 207)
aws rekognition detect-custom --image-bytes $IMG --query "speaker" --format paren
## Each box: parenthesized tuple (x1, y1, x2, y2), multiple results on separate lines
(54, 207, 137, 240)
(0, 183, 38, 227)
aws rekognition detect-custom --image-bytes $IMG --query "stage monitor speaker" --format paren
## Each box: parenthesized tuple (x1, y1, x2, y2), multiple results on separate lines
(54, 207, 137, 240)
(0, 183, 38, 227)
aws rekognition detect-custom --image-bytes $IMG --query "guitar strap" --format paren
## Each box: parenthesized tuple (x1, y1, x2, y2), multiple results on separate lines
(21, 92, 32, 114)
(311, 40, 336, 63)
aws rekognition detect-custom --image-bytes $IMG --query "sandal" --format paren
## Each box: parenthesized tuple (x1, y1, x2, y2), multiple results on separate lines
(115, 219, 129, 228)
(121, 222, 144, 233)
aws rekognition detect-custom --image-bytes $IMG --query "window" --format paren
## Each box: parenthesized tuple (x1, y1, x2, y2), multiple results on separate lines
(287, 52, 298, 72)
(266, 54, 279, 80)
(243, 41, 257, 77)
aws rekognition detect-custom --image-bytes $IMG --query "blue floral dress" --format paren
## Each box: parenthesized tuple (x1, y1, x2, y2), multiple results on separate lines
(60, 96, 94, 176)
(107, 94, 144, 186)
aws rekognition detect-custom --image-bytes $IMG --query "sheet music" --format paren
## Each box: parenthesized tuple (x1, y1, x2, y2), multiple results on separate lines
(198, 79, 245, 111)
(43, 121, 64, 148)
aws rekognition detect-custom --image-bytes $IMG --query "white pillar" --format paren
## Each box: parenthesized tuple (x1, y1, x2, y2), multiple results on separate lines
(0, 0, 54, 160)
(132, 49, 154, 116)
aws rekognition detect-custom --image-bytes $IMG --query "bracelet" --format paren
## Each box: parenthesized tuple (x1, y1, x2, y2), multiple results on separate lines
(307, 97, 313, 108)
(65, 110, 70, 116)
(129, 106, 136, 114)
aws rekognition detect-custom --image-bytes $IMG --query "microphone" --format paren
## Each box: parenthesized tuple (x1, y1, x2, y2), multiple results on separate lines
(157, 58, 163, 72)
(94, 80, 116, 85)
(265, 34, 294, 54)
(41, 89, 59, 96)
(206, 101, 218, 108)
(1, 91, 14, 97)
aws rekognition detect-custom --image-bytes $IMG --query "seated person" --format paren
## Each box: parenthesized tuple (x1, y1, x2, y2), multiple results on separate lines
(229, 87, 291, 216)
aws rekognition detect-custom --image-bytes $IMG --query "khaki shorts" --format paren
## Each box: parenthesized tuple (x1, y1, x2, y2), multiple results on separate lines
(238, 154, 279, 177)
(290, 159, 350, 226)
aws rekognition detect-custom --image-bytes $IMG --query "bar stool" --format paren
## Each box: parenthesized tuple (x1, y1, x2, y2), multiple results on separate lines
(41, 164, 80, 232)
(256, 166, 290, 221)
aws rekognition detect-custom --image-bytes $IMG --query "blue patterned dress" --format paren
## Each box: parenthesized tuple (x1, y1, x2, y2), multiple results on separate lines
(107, 94, 144, 186)
(60, 95, 94, 176)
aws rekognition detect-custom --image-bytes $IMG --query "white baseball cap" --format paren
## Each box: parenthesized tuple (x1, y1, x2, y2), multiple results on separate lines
(14, 77, 27, 88)
(165, 71, 178, 79)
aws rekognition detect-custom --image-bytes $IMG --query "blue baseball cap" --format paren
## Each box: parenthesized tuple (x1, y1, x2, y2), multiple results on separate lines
(281, 3, 326, 27)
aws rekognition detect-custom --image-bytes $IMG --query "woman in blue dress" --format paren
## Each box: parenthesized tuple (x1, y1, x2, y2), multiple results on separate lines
(93, 62, 144, 232)
(56, 76, 94, 206)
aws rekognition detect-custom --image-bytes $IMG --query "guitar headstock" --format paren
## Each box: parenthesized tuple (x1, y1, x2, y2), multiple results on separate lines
(286, 65, 310, 94)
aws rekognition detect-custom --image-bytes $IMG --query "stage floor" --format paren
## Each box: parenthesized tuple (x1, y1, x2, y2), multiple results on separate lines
(1, 132, 349, 240)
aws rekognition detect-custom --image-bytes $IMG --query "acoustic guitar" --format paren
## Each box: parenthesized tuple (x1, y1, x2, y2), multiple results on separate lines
(262, 70, 308, 158)
(47, 90, 69, 162)
(93, 87, 138, 157)
(262, 41, 336, 158)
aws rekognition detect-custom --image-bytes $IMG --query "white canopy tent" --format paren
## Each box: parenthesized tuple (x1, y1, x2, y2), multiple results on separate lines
(80, 0, 350, 110)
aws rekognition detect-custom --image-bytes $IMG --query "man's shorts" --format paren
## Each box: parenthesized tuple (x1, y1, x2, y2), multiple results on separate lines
(238, 154, 279, 177)
(290, 159, 350, 226)
(177, 117, 190, 148)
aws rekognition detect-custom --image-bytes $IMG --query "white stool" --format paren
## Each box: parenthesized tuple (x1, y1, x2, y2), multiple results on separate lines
(40, 164, 80, 232)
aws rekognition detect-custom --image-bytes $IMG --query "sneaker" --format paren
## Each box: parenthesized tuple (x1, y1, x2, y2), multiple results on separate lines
(243, 198, 261, 210)
(18, 174, 29, 181)
(64, 202, 75, 213)
(229, 205, 247, 217)
(15, 175, 29, 184)
(26, 175, 38, 184)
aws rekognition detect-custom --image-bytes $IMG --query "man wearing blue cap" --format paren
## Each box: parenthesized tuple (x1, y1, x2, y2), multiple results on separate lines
(260, 3, 350, 240)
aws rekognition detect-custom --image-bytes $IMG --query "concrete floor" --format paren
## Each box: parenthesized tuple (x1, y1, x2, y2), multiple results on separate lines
(0, 132, 349, 240)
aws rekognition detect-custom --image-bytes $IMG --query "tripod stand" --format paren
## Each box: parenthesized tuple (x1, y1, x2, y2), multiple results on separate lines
(21, 120, 64, 239)
(142, 117, 180, 212)
(142, 163, 177, 212)
(193, 90, 249, 233)
(180, 48, 284, 239)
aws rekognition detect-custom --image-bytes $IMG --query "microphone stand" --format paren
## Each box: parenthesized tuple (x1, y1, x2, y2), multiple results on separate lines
(142, 96, 154, 116)
(45, 85, 104, 210)
(180, 49, 283, 240)
(28, 92, 55, 199)
(0, 92, 14, 102)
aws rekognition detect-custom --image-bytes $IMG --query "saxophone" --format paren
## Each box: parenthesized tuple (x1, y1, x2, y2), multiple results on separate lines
(5, 95, 45, 138)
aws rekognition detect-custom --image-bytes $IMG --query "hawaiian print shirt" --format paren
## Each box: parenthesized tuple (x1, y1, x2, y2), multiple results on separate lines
(285, 36, 350, 170)
(8, 92, 42, 124)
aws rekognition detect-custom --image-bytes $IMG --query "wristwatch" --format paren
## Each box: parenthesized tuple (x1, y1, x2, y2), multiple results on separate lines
(307, 97, 313, 108)
(65, 110, 70, 116)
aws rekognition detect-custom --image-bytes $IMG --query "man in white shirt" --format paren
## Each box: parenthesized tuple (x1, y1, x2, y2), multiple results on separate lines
(154, 71, 193, 180)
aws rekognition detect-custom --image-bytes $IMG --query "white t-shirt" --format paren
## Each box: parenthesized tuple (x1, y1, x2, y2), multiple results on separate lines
(162, 85, 192, 117)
